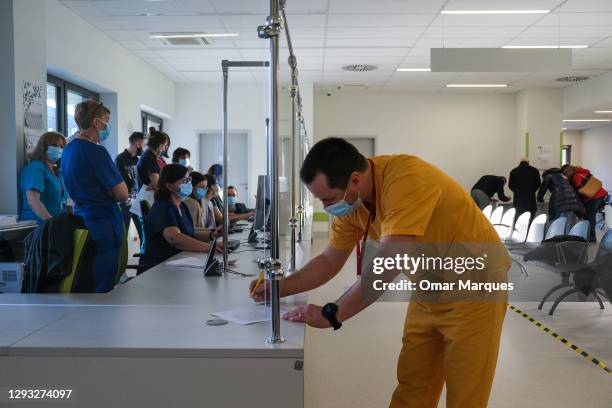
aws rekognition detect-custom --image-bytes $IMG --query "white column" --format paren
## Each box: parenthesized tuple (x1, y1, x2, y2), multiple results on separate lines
(0, 0, 47, 214)
(515, 88, 563, 171)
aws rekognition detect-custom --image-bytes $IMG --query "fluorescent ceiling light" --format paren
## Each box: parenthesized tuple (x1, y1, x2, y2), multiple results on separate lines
(446, 84, 507, 88)
(150, 33, 239, 39)
(397, 68, 430, 72)
(562, 128, 567, 130)
(594, 110, 612, 113)
(502, 45, 588, 49)
(563, 119, 611, 122)
(441, 10, 549, 15)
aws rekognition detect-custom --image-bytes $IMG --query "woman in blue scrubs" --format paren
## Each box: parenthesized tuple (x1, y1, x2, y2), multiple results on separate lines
(61, 100, 128, 293)
(20, 132, 68, 224)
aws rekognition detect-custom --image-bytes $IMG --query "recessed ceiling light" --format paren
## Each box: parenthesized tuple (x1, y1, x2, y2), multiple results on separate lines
(502, 45, 588, 49)
(563, 119, 611, 122)
(150, 32, 239, 39)
(397, 68, 431, 72)
(562, 128, 567, 130)
(441, 10, 549, 15)
(594, 110, 612, 113)
(446, 84, 507, 88)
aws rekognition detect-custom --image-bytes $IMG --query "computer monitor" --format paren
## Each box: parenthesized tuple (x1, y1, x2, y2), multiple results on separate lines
(254, 175, 270, 231)
(204, 239, 221, 276)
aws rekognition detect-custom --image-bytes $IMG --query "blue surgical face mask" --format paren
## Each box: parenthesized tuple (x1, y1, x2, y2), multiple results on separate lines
(227, 196, 237, 207)
(323, 189, 361, 217)
(97, 119, 111, 142)
(178, 183, 193, 199)
(47, 146, 63, 163)
(195, 187, 207, 200)
(178, 158, 190, 167)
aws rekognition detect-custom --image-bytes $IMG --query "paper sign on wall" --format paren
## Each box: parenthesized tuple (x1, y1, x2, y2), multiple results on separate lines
(536, 144, 553, 169)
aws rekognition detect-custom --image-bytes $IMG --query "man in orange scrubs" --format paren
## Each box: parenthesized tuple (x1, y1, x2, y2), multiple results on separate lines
(250, 137, 510, 407)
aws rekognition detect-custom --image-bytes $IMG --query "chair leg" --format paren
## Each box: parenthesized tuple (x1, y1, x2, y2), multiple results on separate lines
(512, 258, 529, 278)
(593, 292, 605, 310)
(549, 288, 581, 315)
(594, 290, 611, 306)
(538, 283, 572, 310)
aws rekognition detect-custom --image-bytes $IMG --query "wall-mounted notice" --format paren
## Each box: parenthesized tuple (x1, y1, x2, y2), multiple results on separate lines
(536, 144, 553, 169)
(23, 81, 45, 158)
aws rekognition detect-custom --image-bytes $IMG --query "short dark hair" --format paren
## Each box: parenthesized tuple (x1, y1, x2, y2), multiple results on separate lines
(155, 164, 189, 201)
(128, 132, 145, 144)
(300, 137, 368, 189)
(189, 171, 206, 199)
(172, 147, 191, 163)
(228, 185, 236, 190)
(204, 173, 217, 188)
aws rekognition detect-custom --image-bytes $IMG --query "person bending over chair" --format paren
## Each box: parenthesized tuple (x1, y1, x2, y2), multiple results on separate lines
(140, 165, 220, 269)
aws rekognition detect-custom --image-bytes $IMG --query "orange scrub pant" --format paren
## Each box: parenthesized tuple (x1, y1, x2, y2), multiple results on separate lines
(389, 301, 507, 408)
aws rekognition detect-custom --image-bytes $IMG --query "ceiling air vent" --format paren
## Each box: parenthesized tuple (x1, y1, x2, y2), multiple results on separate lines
(342, 64, 377, 72)
(556, 76, 589, 83)
(154, 33, 211, 46)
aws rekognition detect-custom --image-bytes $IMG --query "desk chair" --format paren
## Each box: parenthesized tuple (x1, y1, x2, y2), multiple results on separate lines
(59, 229, 95, 293)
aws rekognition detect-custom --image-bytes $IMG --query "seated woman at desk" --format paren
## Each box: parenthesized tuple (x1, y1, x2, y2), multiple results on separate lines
(141, 164, 219, 268)
(20, 132, 69, 224)
(183, 171, 219, 242)
(204, 175, 253, 226)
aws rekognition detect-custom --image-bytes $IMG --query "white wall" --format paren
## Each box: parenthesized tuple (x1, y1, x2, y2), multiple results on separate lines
(315, 91, 517, 190)
(579, 125, 612, 190)
(0, 0, 47, 213)
(45, 0, 175, 155)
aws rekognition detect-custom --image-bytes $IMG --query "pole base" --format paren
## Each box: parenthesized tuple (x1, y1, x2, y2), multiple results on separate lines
(266, 336, 286, 344)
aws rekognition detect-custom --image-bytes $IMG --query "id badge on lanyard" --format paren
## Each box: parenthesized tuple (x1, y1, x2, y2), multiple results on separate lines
(356, 215, 371, 276)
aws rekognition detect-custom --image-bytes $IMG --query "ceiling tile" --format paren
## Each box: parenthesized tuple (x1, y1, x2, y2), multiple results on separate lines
(326, 38, 417, 48)
(219, 14, 326, 28)
(327, 13, 435, 27)
(535, 13, 612, 26)
(562, 0, 612, 12)
(90, 0, 216, 16)
(324, 47, 410, 57)
(329, 0, 445, 14)
(423, 25, 526, 38)
(326, 26, 427, 39)
(86, 15, 224, 31)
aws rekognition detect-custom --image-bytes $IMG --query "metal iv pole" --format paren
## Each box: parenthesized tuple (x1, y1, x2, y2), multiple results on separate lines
(258, 0, 284, 344)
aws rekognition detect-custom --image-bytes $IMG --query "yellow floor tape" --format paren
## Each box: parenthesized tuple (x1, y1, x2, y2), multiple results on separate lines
(508, 304, 612, 375)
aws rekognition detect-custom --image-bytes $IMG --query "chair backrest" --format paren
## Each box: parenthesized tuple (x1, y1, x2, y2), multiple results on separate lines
(545, 217, 567, 240)
(526, 213, 548, 243)
(471, 189, 491, 209)
(568, 220, 590, 240)
(59, 229, 91, 293)
(482, 205, 493, 220)
(496, 208, 516, 239)
(489, 206, 504, 226)
(510, 211, 531, 242)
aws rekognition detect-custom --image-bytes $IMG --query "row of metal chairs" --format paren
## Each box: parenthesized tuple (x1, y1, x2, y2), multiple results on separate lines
(482, 205, 589, 244)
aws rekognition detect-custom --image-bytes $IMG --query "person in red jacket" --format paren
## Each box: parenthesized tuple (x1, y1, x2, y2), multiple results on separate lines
(562, 165, 608, 242)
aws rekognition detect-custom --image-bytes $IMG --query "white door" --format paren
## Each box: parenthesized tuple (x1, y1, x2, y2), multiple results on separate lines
(198, 132, 250, 203)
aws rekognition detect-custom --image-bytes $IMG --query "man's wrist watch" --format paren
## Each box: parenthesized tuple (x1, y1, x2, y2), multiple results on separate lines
(322, 303, 342, 330)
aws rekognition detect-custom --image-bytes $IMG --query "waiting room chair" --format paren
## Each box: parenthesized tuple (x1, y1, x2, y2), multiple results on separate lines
(493, 207, 516, 240)
(545, 217, 567, 240)
(489, 206, 504, 228)
(568, 220, 590, 241)
(482, 204, 493, 221)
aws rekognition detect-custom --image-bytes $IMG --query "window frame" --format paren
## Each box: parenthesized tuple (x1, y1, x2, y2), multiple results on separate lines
(47, 74, 99, 136)
(141, 111, 164, 134)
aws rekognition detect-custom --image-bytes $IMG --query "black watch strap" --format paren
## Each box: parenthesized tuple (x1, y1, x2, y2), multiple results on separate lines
(322, 303, 342, 330)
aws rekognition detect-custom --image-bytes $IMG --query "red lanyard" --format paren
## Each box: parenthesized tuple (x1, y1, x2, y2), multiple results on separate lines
(356, 159, 375, 276)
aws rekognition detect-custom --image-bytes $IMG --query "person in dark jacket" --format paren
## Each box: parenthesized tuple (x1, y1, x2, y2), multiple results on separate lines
(562, 165, 608, 242)
(115, 131, 146, 240)
(471, 175, 511, 206)
(537, 168, 585, 224)
(508, 158, 541, 217)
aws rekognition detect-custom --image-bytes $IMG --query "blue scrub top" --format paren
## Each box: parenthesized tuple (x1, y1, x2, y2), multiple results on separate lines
(19, 160, 68, 224)
(61, 138, 124, 242)
(144, 199, 195, 266)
